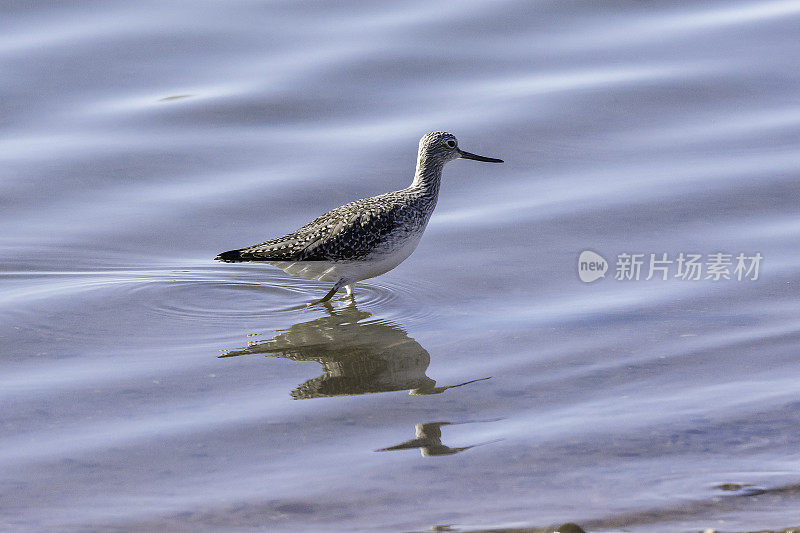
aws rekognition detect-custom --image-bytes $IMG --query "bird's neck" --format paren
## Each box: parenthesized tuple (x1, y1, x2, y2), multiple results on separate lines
(410, 155, 443, 197)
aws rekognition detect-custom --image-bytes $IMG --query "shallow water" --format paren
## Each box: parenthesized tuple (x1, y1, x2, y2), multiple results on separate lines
(2, 1, 800, 531)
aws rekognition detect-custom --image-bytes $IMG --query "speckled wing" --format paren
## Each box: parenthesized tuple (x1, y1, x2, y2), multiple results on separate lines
(215, 193, 410, 263)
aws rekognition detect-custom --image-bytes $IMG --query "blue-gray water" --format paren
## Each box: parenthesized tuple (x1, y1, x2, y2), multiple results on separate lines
(2, 2, 800, 532)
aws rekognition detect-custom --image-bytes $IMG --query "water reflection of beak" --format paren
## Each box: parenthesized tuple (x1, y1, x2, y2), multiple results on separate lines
(409, 376, 491, 395)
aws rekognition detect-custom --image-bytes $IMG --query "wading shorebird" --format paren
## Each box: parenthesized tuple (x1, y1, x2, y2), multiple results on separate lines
(215, 131, 503, 304)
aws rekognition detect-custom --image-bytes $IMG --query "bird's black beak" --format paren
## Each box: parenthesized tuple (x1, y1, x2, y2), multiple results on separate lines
(457, 148, 503, 163)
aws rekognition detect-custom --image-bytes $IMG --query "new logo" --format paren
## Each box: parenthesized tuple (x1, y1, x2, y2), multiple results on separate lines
(578, 250, 608, 283)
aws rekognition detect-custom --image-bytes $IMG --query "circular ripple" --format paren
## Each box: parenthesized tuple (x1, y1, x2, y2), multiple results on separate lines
(133, 265, 453, 326)
(127, 267, 307, 320)
(19, 264, 453, 328)
(351, 276, 450, 325)
(5, 265, 454, 352)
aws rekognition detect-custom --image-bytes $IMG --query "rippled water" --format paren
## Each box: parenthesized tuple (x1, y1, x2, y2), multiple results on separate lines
(3, 1, 800, 531)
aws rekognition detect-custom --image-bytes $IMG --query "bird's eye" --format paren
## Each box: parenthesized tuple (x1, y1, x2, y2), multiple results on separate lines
(446, 140, 456, 148)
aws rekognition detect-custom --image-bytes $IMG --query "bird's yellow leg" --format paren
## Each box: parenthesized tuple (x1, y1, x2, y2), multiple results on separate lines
(306, 279, 348, 307)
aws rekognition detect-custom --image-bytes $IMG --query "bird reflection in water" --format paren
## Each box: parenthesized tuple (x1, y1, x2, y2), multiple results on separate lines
(219, 301, 489, 399)
(375, 422, 472, 457)
(375, 420, 502, 457)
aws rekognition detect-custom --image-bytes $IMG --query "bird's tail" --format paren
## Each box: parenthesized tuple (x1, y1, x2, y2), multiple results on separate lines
(215, 249, 245, 263)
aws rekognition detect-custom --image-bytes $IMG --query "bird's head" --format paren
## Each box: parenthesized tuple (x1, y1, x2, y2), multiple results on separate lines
(418, 131, 503, 165)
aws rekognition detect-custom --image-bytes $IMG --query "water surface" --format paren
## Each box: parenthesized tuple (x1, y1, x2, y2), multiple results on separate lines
(2, 1, 800, 531)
